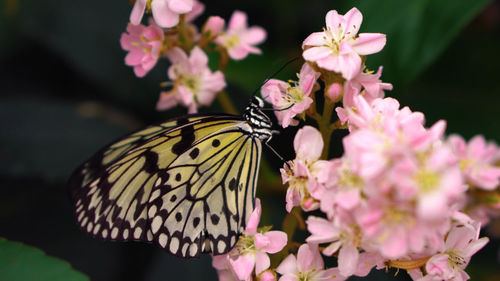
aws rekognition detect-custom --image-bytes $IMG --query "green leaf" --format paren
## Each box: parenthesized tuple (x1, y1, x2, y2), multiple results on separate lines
(341, 0, 493, 88)
(0, 237, 89, 281)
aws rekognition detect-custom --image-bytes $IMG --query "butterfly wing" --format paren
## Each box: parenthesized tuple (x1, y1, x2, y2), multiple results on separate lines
(68, 114, 262, 258)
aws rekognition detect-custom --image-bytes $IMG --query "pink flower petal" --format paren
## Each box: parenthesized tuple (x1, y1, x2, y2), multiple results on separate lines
(343, 8, 363, 38)
(189, 46, 209, 70)
(302, 32, 327, 47)
(241, 27, 266, 45)
(279, 276, 298, 281)
(351, 33, 386, 55)
(336, 189, 360, 210)
(306, 216, 338, 243)
(254, 233, 270, 249)
(276, 254, 298, 276)
(133, 65, 147, 78)
(168, 0, 194, 14)
(462, 237, 489, 258)
(294, 126, 324, 161)
(255, 251, 270, 275)
(211, 253, 229, 269)
(130, 0, 147, 25)
(125, 50, 145, 65)
(245, 198, 261, 234)
(425, 254, 450, 276)
(229, 254, 255, 281)
(261, 231, 287, 253)
(297, 244, 323, 272)
(185, 0, 204, 22)
(325, 10, 342, 34)
(228, 46, 251, 60)
(228, 10, 247, 31)
(156, 91, 179, 110)
(152, 0, 180, 28)
(381, 228, 407, 259)
(303, 46, 332, 61)
(176, 86, 193, 106)
(338, 245, 359, 277)
(166, 47, 188, 64)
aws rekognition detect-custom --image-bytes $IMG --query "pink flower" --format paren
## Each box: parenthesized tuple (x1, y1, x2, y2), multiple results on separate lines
(356, 198, 450, 259)
(213, 199, 287, 281)
(262, 63, 320, 128)
(276, 244, 345, 281)
(343, 66, 393, 108)
(448, 135, 500, 190)
(388, 145, 466, 221)
(302, 8, 386, 80)
(120, 23, 164, 77)
(341, 96, 447, 182)
(417, 222, 489, 281)
(130, 0, 195, 28)
(281, 126, 333, 212)
(306, 216, 360, 277)
(312, 158, 364, 218)
(215, 11, 266, 60)
(156, 46, 226, 113)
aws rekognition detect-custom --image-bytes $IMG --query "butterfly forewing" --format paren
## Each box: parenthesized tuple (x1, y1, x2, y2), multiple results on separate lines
(69, 114, 262, 258)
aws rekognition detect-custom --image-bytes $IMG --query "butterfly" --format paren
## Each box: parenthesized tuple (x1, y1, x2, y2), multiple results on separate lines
(68, 96, 275, 258)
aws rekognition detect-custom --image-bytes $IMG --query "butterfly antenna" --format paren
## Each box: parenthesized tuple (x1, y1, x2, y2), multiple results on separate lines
(261, 103, 294, 112)
(252, 56, 302, 98)
(266, 140, 293, 170)
(265, 141, 286, 163)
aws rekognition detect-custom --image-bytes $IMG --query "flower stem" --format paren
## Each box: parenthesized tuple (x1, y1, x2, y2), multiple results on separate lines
(318, 96, 336, 159)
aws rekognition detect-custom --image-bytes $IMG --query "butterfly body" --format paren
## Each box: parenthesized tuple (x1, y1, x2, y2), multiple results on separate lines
(69, 97, 273, 258)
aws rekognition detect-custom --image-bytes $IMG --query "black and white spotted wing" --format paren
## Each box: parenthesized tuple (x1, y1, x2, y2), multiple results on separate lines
(68, 97, 274, 258)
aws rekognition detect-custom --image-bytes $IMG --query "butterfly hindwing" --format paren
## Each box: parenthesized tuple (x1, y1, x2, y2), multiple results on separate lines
(69, 114, 262, 257)
(147, 123, 262, 257)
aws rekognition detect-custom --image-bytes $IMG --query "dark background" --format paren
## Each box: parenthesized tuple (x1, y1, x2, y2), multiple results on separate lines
(1, 0, 499, 280)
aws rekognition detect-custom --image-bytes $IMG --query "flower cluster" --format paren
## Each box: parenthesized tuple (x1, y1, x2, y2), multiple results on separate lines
(118, 3, 498, 281)
(121, 1, 266, 113)
(262, 7, 497, 281)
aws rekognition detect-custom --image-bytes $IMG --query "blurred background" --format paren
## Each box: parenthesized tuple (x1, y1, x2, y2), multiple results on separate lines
(1, 0, 499, 280)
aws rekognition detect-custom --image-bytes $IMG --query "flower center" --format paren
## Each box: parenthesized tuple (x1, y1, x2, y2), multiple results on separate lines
(181, 74, 201, 93)
(339, 169, 364, 189)
(235, 234, 255, 255)
(323, 27, 340, 54)
(459, 158, 474, 171)
(223, 34, 240, 49)
(414, 169, 440, 194)
(384, 206, 412, 225)
(285, 86, 304, 104)
(446, 250, 466, 269)
(297, 269, 319, 281)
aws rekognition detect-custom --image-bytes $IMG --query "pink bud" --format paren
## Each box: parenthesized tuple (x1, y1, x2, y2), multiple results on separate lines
(203, 16, 225, 36)
(259, 270, 277, 281)
(327, 83, 343, 100)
